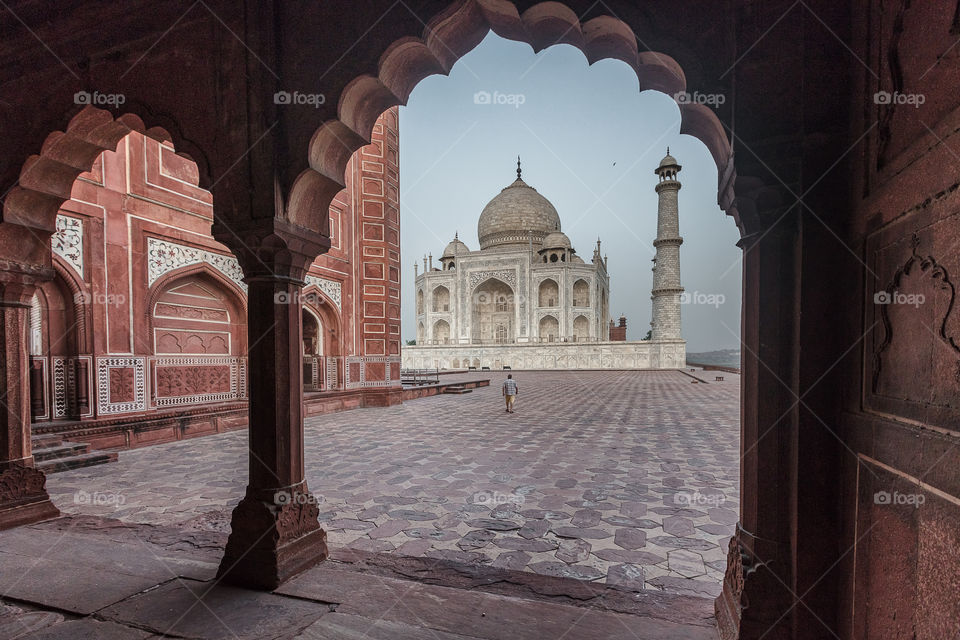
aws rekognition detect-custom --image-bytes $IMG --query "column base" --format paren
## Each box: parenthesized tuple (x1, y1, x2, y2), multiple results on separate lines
(716, 524, 793, 640)
(0, 463, 60, 531)
(716, 535, 745, 640)
(217, 484, 328, 590)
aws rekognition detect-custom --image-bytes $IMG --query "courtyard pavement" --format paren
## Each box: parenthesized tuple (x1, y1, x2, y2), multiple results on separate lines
(46, 369, 740, 598)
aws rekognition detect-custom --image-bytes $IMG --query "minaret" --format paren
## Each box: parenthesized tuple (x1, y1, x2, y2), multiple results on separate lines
(651, 149, 684, 340)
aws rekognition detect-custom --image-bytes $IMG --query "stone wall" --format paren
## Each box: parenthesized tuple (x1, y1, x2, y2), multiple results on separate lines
(30, 109, 404, 425)
(402, 339, 685, 370)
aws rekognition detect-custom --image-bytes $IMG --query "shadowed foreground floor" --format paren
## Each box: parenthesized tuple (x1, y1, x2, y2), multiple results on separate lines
(0, 515, 717, 638)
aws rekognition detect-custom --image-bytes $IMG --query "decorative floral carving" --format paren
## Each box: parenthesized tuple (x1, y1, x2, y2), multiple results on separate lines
(52, 214, 84, 278)
(108, 368, 136, 403)
(0, 465, 48, 503)
(156, 365, 230, 397)
(469, 269, 517, 290)
(873, 234, 959, 398)
(724, 536, 745, 606)
(276, 496, 321, 544)
(97, 357, 146, 415)
(147, 237, 246, 291)
(152, 356, 246, 407)
(304, 275, 342, 310)
(147, 237, 343, 310)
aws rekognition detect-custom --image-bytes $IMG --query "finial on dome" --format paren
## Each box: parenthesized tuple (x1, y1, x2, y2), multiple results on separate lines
(454, 231, 459, 241)
(517, 155, 522, 180)
(666, 146, 670, 155)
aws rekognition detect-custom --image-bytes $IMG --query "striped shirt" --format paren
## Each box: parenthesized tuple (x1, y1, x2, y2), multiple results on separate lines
(503, 379, 518, 396)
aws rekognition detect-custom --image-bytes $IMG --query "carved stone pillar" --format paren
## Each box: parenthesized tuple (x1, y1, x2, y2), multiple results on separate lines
(716, 202, 800, 639)
(0, 265, 59, 530)
(213, 219, 331, 589)
(75, 359, 90, 416)
(29, 359, 45, 419)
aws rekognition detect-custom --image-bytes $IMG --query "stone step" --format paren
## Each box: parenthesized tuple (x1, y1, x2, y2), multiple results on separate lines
(31, 435, 66, 449)
(32, 441, 90, 462)
(442, 386, 472, 394)
(36, 450, 119, 474)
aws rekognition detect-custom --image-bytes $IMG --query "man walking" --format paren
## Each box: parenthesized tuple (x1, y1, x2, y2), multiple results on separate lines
(502, 374, 518, 413)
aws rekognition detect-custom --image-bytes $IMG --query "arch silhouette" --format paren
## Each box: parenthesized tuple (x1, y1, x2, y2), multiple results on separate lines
(147, 264, 248, 355)
(432, 285, 451, 312)
(4, 107, 207, 244)
(538, 278, 559, 307)
(146, 262, 248, 320)
(302, 283, 344, 357)
(289, 0, 735, 233)
(433, 318, 451, 343)
(52, 255, 91, 353)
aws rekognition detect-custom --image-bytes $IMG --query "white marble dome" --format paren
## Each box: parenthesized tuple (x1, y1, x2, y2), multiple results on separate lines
(542, 230, 572, 250)
(477, 177, 561, 250)
(442, 235, 469, 258)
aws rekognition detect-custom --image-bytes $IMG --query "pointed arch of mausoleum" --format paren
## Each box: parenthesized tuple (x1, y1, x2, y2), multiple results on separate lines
(51, 255, 91, 354)
(302, 283, 344, 357)
(289, 0, 737, 235)
(146, 262, 248, 321)
(432, 284, 451, 312)
(538, 278, 559, 307)
(146, 263, 248, 357)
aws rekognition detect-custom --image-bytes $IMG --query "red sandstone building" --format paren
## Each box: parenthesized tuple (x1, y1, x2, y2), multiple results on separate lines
(1, 2, 958, 638)
(29, 110, 402, 456)
(608, 315, 627, 341)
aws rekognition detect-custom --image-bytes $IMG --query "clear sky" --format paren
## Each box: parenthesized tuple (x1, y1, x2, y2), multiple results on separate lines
(399, 33, 742, 353)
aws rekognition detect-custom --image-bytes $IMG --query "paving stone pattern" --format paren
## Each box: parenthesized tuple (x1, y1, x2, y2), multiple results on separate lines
(47, 370, 739, 597)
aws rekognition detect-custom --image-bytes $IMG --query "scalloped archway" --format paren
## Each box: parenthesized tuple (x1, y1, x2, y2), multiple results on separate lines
(289, 0, 736, 235)
(5, 108, 202, 231)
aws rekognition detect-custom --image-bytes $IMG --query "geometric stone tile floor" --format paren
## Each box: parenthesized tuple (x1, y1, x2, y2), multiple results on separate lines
(47, 369, 739, 599)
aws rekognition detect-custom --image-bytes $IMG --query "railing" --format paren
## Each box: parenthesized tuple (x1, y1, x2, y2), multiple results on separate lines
(687, 361, 741, 374)
(303, 355, 322, 390)
(408, 336, 604, 346)
(400, 368, 440, 386)
(304, 355, 341, 391)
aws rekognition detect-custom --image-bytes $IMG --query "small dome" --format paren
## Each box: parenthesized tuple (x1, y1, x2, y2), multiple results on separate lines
(659, 154, 677, 168)
(477, 177, 561, 250)
(442, 235, 469, 258)
(541, 231, 571, 250)
(657, 148, 681, 172)
(571, 254, 585, 264)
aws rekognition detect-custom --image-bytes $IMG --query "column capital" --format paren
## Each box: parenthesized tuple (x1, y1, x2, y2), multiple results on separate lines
(730, 177, 797, 238)
(0, 261, 55, 306)
(211, 218, 331, 282)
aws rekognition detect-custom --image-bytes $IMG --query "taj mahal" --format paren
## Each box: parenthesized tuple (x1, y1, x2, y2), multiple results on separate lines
(402, 152, 687, 370)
